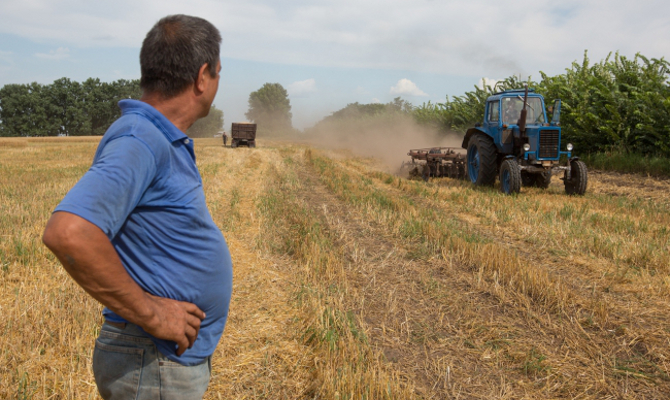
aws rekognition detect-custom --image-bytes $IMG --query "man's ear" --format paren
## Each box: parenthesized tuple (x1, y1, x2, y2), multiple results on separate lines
(195, 63, 209, 93)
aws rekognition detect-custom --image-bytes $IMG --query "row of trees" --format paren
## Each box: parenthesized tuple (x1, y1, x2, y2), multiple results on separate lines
(3, 51, 668, 154)
(0, 78, 142, 137)
(0, 78, 224, 137)
(0, 77, 291, 137)
(413, 52, 670, 157)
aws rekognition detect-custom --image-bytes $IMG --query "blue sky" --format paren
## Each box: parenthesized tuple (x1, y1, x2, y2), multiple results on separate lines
(1, 0, 669, 129)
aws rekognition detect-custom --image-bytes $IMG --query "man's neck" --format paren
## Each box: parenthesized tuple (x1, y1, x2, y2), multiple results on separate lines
(140, 90, 202, 133)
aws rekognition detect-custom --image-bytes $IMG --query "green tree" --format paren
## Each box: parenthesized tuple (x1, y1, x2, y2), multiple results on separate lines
(0, 82, 52, 137)
(46, 77, 89, 136)
(187, 105, 224, 138)
(83, 78, 117, 136)
(245, 83, 292, 129)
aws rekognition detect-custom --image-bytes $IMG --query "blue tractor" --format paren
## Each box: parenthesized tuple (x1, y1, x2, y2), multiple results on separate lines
(461, 86, 587, 195)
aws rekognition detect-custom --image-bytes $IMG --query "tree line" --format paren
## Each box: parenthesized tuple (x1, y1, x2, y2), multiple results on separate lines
(0, 77, 223, 138)
(3, 51, 668, 155)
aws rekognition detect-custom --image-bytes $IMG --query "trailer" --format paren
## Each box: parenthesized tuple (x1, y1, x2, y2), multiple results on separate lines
(230, 122, 257, 148)
(400, 147, 467, 181)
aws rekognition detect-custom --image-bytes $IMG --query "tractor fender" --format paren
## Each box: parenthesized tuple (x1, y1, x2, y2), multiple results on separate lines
(462, 127, 489, 149)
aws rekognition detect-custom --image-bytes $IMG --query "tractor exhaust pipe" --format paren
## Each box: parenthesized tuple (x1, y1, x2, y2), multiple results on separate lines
(517, 84, 528, 135)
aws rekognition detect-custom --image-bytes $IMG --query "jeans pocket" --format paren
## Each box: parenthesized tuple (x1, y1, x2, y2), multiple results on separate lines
(93, 340, 144, 400)
(158, 355, 211, 400)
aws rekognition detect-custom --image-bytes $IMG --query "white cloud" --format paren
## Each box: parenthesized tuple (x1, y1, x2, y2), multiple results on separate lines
(371, 98, 381, 104)
(35, 47, 70, 60)
(390, 79, 428, 97)
(287, 78, 316, 97)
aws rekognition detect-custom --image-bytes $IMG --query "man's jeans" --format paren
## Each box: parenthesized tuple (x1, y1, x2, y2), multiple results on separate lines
(93, 321, 211, 400)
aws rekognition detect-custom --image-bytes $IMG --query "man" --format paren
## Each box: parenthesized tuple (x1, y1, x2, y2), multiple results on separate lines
(504, 99, 520, 125)
(222, 131, 227, 146)
(42, 14, 232, 399)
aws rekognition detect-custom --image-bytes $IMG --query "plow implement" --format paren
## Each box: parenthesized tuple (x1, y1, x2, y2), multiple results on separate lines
(400, 147, 468, 181)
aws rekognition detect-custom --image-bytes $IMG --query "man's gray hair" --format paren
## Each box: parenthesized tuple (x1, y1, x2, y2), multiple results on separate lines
(140, 14, 221, 98)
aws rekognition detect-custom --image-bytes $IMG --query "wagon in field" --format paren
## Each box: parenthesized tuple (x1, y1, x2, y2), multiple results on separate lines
(230, 122, 257, 148)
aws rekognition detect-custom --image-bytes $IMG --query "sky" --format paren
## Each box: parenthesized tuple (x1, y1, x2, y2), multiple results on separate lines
(0, 0, 669, 129)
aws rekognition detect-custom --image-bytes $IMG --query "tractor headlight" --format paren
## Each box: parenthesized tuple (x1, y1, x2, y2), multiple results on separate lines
(567, 143, 574, 151)
(523, 143, 531, 152)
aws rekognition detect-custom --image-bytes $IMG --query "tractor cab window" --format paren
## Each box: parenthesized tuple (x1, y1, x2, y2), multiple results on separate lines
(487, 101, 499, 122)
(502, 97, 545, 125)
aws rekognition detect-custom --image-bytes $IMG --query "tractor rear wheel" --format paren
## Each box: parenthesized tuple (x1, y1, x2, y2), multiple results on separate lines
(564, 160, 587, 195)
(499, 159, 521, 194)
(466, 134, 497, 186)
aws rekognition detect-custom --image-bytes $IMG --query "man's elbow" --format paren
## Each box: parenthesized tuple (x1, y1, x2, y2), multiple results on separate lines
(43, 216, 64, 253)
(42, 212, 78, 254)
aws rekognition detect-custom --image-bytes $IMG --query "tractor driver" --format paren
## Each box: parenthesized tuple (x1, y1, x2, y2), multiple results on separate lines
(504, 100, 518, 124)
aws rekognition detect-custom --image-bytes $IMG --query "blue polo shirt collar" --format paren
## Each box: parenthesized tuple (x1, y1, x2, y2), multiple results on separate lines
(118, 99, 188, 144)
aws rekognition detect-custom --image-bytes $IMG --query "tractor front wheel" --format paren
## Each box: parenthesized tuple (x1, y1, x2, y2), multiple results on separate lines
(466, 134, 497, 186)
(499, 159, 521, 194)
(564, 160, 587, 195)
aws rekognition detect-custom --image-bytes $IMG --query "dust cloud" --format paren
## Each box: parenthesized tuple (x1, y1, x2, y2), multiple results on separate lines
(303, 115, 464, 173)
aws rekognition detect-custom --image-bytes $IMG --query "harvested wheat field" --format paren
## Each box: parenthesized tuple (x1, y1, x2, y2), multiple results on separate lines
(1, 137, 670, 399)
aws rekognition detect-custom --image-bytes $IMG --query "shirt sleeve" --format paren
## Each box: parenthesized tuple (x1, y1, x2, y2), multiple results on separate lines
(54, 135, 158, 239)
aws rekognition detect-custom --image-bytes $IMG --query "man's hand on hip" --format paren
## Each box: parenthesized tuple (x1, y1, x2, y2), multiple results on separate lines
(142, 293, 206, 356)
(43, 212, 206, 356)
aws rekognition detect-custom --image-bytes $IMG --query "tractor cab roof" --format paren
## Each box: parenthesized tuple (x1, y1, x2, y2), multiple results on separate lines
(487, 88, 542, 102)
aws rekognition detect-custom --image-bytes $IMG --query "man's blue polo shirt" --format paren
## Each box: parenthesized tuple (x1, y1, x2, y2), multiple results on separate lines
(54, 99, 233, 366)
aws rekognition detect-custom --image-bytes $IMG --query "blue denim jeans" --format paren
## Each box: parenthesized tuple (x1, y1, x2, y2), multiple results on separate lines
(93, 321, 211, 400)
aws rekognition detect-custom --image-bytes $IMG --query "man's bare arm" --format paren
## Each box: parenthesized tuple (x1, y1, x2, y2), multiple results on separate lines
(42, 211, 205, 356)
